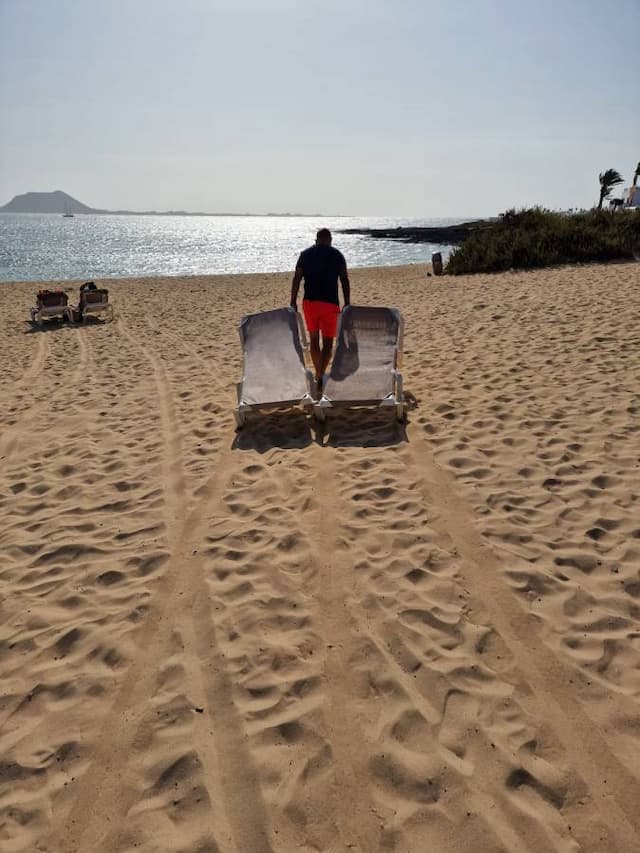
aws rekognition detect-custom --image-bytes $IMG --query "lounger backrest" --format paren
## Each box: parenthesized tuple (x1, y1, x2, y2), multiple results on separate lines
(83, 289, 108, 305)
(239, 308, 309, 406)
(38, 291, 68, 307)
(324, 306, 401, 402)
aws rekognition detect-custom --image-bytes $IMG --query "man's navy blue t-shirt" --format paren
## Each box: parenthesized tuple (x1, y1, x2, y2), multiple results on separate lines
(296, 245, 346, 305)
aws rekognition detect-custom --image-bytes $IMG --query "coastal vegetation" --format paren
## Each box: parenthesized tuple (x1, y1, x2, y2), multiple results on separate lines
(446, 207, 640, 275)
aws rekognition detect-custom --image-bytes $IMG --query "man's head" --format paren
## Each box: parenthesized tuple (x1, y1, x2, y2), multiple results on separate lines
(316, 227, 332, 246)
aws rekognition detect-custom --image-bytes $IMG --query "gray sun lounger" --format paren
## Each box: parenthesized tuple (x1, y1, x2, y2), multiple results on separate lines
(315, 305, 406, 421)
(235, 307, 315, 428)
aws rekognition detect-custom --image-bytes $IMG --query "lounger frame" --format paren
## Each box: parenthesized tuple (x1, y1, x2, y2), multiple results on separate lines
(314, 306, 406, 422)
(80, 299, 114, 322)
(71, 290, 114, 323)
(235, 307, 315, 428)
(30, 298, 71, 327)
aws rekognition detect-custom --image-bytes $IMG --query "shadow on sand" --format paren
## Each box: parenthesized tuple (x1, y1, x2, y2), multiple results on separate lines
(320, 409, 407, 448)
(24, 317, 109, 335)
(232, 391, 418, 452)
(232, 411, 314, 452)
(24, 318, 72, 335)
(319, 388, 418, 448)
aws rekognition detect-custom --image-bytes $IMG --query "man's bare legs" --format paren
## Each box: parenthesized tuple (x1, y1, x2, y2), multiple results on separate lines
(320, 336, 334, 380)
(309, 331, 334, 389)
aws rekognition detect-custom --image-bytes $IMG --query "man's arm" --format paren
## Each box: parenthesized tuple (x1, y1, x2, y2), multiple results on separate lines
(339, 265, 351, 307)
(290, 267, 303, 308)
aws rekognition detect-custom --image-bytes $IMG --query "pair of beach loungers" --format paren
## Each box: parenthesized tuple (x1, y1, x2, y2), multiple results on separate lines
(235, 305, 405, 427)
(30, 286, 113, 327)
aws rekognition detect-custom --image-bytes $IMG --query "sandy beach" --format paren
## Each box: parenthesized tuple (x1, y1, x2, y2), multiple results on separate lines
(1, 261, 639, 853)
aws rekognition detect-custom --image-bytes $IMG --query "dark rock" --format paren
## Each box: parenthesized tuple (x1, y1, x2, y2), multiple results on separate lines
(339, 219, 495, 246)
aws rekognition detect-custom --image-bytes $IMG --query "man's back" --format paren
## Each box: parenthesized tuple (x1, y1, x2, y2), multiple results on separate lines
(297, 244, 346, 305)
(290, 228, 350, 385)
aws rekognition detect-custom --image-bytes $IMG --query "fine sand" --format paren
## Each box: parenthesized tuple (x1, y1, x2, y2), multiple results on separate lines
(1, 262, 639, 853)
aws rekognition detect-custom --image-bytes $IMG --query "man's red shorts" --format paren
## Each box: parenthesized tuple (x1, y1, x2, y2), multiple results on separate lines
(302, 299, 340, 337)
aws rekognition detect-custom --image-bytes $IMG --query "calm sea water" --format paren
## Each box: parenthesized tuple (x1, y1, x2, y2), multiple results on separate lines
(0, 213, 463, 283)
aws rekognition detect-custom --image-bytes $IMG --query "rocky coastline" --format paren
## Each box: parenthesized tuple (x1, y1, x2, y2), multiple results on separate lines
(339, 219, 492, 245)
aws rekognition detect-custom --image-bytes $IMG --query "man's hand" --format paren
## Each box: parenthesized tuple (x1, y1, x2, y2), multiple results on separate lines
(340, 267, 350, 308)
(290, 267, 303, 310)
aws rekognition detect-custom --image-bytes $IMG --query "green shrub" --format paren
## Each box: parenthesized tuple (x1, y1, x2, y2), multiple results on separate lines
(446, 207, 640, 275)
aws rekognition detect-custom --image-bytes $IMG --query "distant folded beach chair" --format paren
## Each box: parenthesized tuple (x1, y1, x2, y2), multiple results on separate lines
(72, 286, 114, 323)
(315, 305, 406, 422)
(30, 290, 70, 326)
(235, 307, 315, 428)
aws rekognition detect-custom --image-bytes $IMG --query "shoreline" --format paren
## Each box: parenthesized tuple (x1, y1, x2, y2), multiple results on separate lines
(5, 254, 637, 289)
(0, 261, 432, 289)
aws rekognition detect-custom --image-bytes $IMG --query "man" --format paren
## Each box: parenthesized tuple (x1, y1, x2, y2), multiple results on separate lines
(290, 228, 350, 390)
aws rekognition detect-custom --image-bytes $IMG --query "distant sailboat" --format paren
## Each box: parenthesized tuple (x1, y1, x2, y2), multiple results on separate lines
(62, 200, 74, 217)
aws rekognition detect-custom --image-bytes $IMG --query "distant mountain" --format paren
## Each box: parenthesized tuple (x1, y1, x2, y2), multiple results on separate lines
(0, 190, 104, 214)
(0, 191, 334, 217)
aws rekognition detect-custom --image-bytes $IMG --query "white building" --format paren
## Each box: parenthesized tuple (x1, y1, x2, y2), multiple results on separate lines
(624, 186, 640, 208)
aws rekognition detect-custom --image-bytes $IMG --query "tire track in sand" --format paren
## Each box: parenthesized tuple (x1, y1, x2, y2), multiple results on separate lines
(23, 330, 49, 381)
(0, 333, 50, 463)
(347, 598, 536, 853)
(53, 318, 270, 853)
(406, 429, 640, 851)
(302, 442, 384, 852)
(69, 325, 90, 387)
(310, 435, 533, 853)
(179, 552, 273, 853)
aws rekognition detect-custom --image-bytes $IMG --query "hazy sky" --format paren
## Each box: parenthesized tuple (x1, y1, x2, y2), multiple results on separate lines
(1, 0, 638, 216)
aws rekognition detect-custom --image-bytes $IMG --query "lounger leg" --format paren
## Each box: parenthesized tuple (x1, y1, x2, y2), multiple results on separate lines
(394, 371, 406, 422)
(234, 410, 246, 429)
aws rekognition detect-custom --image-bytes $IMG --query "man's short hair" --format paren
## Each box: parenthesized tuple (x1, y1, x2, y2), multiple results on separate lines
(316, 227, 332, 242)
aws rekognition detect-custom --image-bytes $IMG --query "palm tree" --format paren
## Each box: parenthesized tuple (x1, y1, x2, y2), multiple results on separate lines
(598, 168, 624, 209)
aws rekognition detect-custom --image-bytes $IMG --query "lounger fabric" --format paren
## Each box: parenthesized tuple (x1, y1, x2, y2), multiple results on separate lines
(37, 292, 68, 307)
(322, 306, 400, 403)
(31, 292, 70, 324)
(238, 308, 311, 407)
(83, 289, 109, 306)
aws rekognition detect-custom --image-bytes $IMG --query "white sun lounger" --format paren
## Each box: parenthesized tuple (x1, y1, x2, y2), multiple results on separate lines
(315, 305, 406, 422)
(72, 288, 114, 322)
(235, 307, 315, 428)
(30, 292, 70, 326)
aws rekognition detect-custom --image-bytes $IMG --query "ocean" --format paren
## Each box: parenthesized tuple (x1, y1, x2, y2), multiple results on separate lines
(0, 213, 462, 283)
